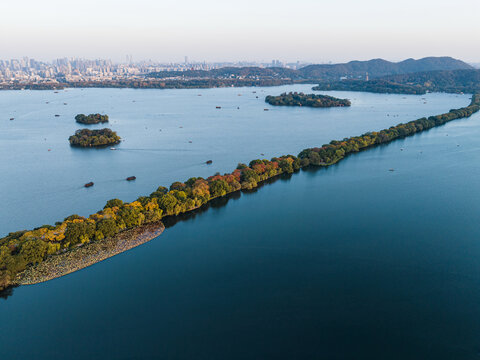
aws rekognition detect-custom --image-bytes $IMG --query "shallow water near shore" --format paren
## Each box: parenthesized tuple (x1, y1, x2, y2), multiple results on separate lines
(1, 88, 480, 359)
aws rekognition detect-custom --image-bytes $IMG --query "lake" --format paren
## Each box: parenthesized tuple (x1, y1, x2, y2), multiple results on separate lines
(1, 86, 479, 359)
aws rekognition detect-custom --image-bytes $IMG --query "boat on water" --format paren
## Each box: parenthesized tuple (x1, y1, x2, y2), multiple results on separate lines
(126, 176, 136, 181)
(84, 182, 94, 188)
(9, 118, 14, 120)
(54, 114, 60, 117)
(216, 106, 221, 109)
(110, 147, 116, 150)
(206, 160, 213, 164)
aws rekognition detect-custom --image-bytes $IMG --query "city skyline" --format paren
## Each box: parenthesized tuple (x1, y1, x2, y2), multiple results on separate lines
(2, 0, 479, 63)
(1, 55, 476, 85)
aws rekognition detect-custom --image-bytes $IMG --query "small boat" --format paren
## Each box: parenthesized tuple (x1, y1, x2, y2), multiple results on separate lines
(84, 182, 94, 188)
(216, 106, 221, 109)
(256, 96, 259, 98)
(9, 118, 14, 120)
(188, 141, 192, 143)
(400, 148, 404, 151)
(48, 149, 51, 151)
(126, 176, 136, 181)
(260, 153, 265, 156)
(252, 91, 256, 93)
(63, 103, 67, 105)
(264, 108, 269, 111)
(206, 160, 213, 164)
(54, 91, 59, 93)
(388, 169, 394, 172)
(110, 147, 116, 150)
(54, 114, 60, 117)
(46, 102, 49, 104)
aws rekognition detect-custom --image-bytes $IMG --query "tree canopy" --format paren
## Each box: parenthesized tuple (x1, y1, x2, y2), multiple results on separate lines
(69, 128, 120, 147)
(265, 92, 351, 107)
(75, 113, 109, 125)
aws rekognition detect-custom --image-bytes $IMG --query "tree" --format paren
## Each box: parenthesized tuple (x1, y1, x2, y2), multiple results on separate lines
(20, 239, 48, 265)
(96, 218, 118, 238)
(157, 193, 178, 215)
(105, 198, 123, 209)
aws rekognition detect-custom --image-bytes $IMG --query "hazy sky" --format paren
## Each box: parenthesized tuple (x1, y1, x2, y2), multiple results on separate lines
(1, 0, 479, 63)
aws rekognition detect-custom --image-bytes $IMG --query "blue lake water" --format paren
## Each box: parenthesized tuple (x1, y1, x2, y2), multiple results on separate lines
(1, 86, 479, 359)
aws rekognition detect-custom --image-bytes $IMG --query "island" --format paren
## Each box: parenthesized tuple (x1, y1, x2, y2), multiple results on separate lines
(265, 92, 351, 107)
(75, 113, 109, 125)
(1, 94, 479, 292)
(68, 128, 121, 147)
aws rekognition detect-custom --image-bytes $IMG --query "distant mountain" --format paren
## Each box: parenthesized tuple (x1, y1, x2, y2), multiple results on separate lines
(297, 57, 473, 80)
(147, 57, 473, 81)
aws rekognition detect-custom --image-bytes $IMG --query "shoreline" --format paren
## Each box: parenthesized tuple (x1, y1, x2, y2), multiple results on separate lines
(16, 221, 165, 286)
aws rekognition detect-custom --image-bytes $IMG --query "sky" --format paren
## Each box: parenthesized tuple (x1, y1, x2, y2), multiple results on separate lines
(1, 0, 479, 63)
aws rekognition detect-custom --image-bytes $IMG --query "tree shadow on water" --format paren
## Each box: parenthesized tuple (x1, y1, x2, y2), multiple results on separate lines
(162, 170, 310, 229)
(0, 285, 17, 301)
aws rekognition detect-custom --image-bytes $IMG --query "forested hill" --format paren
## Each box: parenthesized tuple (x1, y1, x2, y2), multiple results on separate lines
(299, 57, 472, 79)
(380, 69, 480, 93)
(147, 57, 472, 81)
(313, 69, 480, 94)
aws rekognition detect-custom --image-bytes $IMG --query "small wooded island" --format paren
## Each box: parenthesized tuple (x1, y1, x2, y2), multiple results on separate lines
(265, 92, 351, 107)
(69, 128, 121, 147)
(75, 113, 109, 125)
